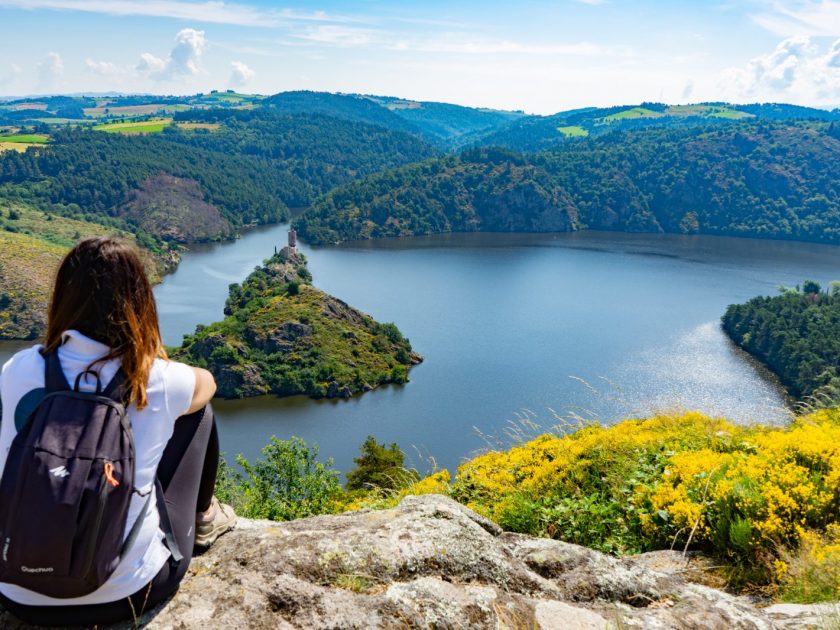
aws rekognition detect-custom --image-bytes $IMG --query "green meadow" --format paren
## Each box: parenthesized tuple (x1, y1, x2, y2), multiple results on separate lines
(0, 134, 49, 143)
(557, 125, 589, 137)
(93, 118, 172, 134)
(603, 107, 664, 121)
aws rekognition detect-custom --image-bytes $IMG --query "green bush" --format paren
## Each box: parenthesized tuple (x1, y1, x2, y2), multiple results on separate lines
(345, 436, 419, 492)
(217, 436, 342, 520)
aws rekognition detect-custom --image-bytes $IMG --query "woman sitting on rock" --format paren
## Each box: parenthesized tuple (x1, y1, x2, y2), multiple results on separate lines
(0, 236, 235, 626)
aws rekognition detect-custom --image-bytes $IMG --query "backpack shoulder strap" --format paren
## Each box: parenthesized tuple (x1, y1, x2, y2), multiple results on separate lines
(101, 368, 129, 404)
(155, 478, 184, 567)
(43, 349, 71, 394)
(120, 479, 183, 566)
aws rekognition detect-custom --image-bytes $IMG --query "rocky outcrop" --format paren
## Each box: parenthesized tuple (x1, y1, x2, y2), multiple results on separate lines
(1, 495, 831, 629)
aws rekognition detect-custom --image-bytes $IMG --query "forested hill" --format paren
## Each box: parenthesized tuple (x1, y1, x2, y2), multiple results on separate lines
(470, 102, 840, 152)
(363, 95, 525, 146)
(0, 108, 440, 340)
(264, 91, 423, 137)
(295, 150, 580, 244)
(722, 283, 840, 405)
(295, 122, 840, 246)
(263, 91, 525, 147)
(166, 109, 438, 202)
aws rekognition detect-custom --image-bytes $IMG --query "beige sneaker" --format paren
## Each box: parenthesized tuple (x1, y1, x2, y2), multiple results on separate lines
(195, 496, 236, 548)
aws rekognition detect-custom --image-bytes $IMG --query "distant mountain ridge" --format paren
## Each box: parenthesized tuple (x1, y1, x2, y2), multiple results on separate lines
(468, 102, 840, 152)
(4, 90, 837, 150)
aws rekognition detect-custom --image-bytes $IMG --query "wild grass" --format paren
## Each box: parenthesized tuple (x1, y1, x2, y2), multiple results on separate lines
(779, 527, 840, 603)
(0, 229, 64, 338)
(0, 202, 134, 248)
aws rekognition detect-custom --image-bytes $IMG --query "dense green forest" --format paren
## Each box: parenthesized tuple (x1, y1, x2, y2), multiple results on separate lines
(295, 147, 579, 243)
(295, 122, 840, 245)
(722, 282, 840, 405)
(167, 109, 438, 201)
(173, 248, 421, 399)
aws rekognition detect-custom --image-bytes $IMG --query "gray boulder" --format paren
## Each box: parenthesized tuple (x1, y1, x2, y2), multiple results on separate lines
(0, 495, 833, 628)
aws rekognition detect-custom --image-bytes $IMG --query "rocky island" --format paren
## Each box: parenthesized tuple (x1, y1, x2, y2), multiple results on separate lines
(173, 246, 421, 399)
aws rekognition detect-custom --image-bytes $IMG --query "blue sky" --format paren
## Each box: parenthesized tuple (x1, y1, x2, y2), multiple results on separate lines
(0, 0, 838, 113)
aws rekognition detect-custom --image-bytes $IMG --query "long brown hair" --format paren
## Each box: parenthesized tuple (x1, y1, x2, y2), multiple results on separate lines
(44, 237, 166, 410)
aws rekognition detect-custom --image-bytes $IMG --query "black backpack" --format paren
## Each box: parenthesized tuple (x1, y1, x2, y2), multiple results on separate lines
(0, 350, 181, 598)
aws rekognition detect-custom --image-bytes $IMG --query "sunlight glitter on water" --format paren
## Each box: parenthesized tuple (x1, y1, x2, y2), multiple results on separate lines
(618, 321, 790, 425)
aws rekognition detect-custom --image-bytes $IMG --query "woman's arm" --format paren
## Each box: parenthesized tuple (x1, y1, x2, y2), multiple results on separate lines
(186, 367, 217, 415)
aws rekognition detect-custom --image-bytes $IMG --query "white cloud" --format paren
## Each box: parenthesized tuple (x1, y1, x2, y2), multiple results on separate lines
(293, 25, 609, 57)
(169, 28, 206, 74)
(0, 63, 22, 87)
(829, 39, 840, 66)
(681, 79, 695, 99)
(137, 28, 206, 81)
(136, 52, 167, 76)
(572, 0, 607, 5)
(0, 0, 350, 27)
(751, 0, 840, 37)
(720, 35, 840, 105)
(37, 52, 63, 89)
(85, 59, 125, 76)
(228, 61, 255, 88)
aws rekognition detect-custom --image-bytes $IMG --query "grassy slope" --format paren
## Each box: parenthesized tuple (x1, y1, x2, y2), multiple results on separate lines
(603, 107, 664, 121)
(0, 230, 64, 339)
(0, 201, 169, 339)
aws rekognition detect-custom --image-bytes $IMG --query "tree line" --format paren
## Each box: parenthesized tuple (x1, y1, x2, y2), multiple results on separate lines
(722, 281, 840, 405)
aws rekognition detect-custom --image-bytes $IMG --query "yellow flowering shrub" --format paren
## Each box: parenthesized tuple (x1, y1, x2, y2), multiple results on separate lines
(646, 409, 840, 559)
(448, 408, 840, 588)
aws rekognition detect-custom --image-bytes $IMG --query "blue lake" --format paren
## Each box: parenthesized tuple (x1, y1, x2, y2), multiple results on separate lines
(5, 226, 840, 475)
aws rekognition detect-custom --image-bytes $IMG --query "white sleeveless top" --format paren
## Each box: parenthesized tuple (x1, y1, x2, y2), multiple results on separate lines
(0, 330, 195, 606)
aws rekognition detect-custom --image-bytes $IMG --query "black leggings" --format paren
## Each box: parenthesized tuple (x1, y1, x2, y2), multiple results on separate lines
(0, 405, 219, 627)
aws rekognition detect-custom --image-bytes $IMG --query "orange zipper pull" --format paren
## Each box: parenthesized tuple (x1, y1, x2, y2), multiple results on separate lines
(103, 462, 120, 488)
